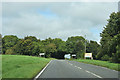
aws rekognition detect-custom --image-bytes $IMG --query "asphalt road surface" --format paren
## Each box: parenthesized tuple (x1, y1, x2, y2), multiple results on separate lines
(37, 60, 119, 79)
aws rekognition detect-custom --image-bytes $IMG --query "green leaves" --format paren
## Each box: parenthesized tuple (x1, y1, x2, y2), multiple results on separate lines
(99, 12, 120, 63)
(45, 43, 56, 58)
(66, 36, 85, 58)
(2, 35, 19, 54)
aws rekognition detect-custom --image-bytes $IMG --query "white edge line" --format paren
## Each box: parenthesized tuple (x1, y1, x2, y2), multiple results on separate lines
(34, 60, 52, 80)
(83, 62, 118, 72)
(97, 66, 118, 72)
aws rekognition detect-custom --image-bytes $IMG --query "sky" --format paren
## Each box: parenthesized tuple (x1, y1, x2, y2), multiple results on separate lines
(2, 2, 118, 43)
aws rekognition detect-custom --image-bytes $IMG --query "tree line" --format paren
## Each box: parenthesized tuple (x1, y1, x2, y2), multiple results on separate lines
(1, 34, 100, 59)
(0, 12, 119, 63)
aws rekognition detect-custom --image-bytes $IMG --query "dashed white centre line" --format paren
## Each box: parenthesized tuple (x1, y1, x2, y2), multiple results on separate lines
(68, 62, 82, 70)
(78, 67, 82, 69)
(68, 62, 102, 78)
(74, 66, 77, 67)
(85, 70, 102, 78)
(69, 63, 73, 65)
(86, 70, 90, 73)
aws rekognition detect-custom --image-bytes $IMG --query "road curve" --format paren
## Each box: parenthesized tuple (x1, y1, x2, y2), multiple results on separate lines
(37, 60, 119, 79)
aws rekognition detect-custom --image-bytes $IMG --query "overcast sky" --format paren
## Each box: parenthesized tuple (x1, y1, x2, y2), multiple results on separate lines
(2, 2, 118, 43)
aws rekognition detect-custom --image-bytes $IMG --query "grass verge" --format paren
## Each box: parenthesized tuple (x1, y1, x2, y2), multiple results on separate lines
(71, 59, 120, 71)
(2, 55, 53, 78)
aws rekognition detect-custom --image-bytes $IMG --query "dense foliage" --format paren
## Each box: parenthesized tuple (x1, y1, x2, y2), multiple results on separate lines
(1, 12, 119, 63)
(1, 35, 99, 59)
(99, 12, 120, 63)
(66, 36, 85, 58)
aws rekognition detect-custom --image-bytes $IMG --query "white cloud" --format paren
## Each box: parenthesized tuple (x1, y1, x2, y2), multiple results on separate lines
(2, 2, 118, 43)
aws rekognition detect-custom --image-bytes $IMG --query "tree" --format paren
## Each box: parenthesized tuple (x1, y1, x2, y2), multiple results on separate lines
(87, 40, 100, 59)
(45, 43, 57, 58)
(38, 41, 45, 53)
(31, 42, 40, 56)
(109, 33, 120, 63)
(100, 12, 120, 62)
(24, 36, 38, 42)
(52, 38, 67, 59)
(2, 35, 19, 54)
(13, 39, 40, 56)
(42, 37, 53, 46)
(66, 36, 85, 58)
(41, 38, 66, 59)
(15, 39, 33, 55)
(75, 41, 85, 59)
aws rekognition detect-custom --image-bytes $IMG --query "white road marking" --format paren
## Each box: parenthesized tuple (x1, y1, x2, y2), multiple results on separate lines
(85, 70, 102, 78)
(58, 60, 65, 62)
(68, 62, 102, 78)
(70, 64, 73, 65)
(101, 67, 108, 69)
(77, 67, 82, 69)
(34, 60, 52, 80)
(98, 66, 118, 72)
(69, 63, 73, 66)
(74, 66, 77, 67)
(68, 62, 82, 70)
(86, 70, 90, 73)
(112, 70, 118, 72)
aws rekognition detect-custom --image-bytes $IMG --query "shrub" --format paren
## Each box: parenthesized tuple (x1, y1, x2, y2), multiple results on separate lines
(5, 48, 15, 55)
(110, 53, 120, 63)
(45, 52, 51, 58)
(101, 55, 110, 61)
(96, 52, 102, 60)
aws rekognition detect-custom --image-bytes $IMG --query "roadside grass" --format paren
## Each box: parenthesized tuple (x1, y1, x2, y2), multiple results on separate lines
(70, 59, 120, 71)
(2, 55, 53, 79)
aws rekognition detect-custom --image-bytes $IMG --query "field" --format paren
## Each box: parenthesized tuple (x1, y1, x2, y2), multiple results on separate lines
(2, 55, 52, 78)
(71, 59, 120, 71)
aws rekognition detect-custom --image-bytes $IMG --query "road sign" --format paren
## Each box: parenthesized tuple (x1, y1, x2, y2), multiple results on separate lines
(72, 54, 76, 57)
(39, 53, 45, 57)
(84, 53, 93, 59)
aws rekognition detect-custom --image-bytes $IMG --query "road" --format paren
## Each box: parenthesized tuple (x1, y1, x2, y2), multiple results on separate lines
(37, 60, 119, 79)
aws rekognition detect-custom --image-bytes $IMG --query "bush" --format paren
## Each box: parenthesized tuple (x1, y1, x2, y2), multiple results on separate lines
(5, 48, 15, 55)
(96, 52, 102, 60)
(101, 55, 110, 61)
(45, 52, 51, 58)
(109, 53, 120, 63)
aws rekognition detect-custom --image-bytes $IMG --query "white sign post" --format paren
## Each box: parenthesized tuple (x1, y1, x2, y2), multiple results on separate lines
(84, 53, 93, 59)
(71, 54, 76, 59)
(39, 53, 45, 57)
